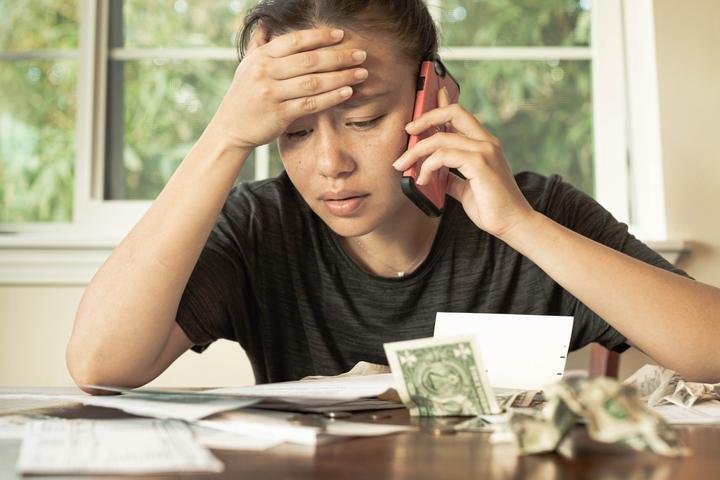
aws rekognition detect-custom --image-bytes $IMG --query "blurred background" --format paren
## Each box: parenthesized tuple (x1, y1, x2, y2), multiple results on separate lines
(0, 0, 718, 387)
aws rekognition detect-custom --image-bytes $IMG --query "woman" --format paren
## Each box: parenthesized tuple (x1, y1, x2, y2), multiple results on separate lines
(67, 0, 720, 392)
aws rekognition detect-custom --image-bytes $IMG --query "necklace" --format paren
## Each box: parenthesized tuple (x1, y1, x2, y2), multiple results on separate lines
(351, 228, 436, 278)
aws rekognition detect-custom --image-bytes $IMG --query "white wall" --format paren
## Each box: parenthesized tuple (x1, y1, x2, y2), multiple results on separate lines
(1, 0, 718, 388)
(0, 286, 254, 387)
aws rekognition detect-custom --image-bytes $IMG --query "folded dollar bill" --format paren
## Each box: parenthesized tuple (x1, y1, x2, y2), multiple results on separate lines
(383, 335, 501, 416)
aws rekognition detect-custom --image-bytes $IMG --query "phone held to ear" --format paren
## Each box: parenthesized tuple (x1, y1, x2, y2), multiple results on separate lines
(401, 55, 460, 217)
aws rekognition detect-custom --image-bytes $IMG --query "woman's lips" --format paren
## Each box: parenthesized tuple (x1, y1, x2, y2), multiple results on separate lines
(323, 195, 369, 216)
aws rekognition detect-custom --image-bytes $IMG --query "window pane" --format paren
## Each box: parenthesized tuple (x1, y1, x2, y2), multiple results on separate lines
(0, 0, 79, 50)
(106, 59, 256, 199)
(269, 141, 284, 178)
(440, 0, 591, 47)
(0, 60, 76, 222)
(120, 0, 253, 48)
(446, 60, 594, 194)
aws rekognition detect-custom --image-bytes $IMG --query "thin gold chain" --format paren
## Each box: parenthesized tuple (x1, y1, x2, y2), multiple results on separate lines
(351, 229, 435, 278)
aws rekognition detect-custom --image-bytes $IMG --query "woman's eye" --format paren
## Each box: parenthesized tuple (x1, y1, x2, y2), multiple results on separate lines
(286, 129, 311, 140)
(349, 116, 384, 130)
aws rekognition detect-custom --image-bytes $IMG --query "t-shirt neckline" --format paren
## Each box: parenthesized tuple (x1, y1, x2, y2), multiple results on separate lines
(320, 198, 459, 284)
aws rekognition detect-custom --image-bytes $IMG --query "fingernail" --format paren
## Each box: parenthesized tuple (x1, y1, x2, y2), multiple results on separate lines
(331, 29, 344, 40)
(392, 159, 402, 169)
(352, 50, 367, 62)
(354, 68, 368, 80)
(339, 86, 353, 97)
(405, 122, 415, 130)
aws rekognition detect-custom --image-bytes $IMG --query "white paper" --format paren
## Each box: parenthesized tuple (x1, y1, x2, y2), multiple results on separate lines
(199, 408, 414, 446)
(16, 418, 224, 475)
(0, 414, 53, 439)
(653, 400, 720, 424)
(0, 390, 259, 422)
(433, 312, 573, 390)
(192, 425, 285, 450)
(208, 373, 397, 401)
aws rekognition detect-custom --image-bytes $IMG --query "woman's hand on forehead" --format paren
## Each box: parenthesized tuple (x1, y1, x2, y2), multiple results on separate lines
(206, 27, 369, 151)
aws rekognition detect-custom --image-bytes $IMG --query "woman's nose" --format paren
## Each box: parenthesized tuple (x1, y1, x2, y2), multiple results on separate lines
(316, 137, 356, 179)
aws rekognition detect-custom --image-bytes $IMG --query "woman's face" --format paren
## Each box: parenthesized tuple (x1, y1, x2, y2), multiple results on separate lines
(277, 29, 420, 238)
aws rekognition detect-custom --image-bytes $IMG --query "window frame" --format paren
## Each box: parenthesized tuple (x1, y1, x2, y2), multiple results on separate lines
(0, 0, 678, 283)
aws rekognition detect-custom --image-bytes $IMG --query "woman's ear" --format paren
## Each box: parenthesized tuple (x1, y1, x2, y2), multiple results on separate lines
(247, 20, 270, 53)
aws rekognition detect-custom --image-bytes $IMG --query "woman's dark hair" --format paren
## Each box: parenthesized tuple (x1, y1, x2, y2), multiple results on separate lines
(236, 0, 438, 65)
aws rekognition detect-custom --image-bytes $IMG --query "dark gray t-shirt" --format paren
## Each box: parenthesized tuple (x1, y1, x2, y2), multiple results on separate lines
(176, 171, 687, 384)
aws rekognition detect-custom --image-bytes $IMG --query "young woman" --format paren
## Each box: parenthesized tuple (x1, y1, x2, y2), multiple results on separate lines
(67, 0, 720, 392)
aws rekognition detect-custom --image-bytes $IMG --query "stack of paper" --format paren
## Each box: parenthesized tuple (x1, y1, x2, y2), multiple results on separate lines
(16, 418, 223, 475)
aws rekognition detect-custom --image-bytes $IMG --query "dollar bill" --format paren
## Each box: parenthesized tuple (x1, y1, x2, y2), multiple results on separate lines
(383, 335, 500, 416)
(509, 375, 689, 457)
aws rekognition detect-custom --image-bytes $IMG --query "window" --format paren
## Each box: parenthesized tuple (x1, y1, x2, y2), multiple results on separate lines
(102, 0, 283, 201)
(0, 0, 79, 223)
(437, 0, 595, 194)
(1, 0, 665, 240)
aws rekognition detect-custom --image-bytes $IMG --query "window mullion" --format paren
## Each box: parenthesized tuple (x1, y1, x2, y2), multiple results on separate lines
(591, 0, 630, 224)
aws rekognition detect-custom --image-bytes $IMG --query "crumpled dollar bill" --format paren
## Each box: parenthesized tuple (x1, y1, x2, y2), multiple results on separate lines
(508, 376, 689, 457)
(623, 364, 720, 408)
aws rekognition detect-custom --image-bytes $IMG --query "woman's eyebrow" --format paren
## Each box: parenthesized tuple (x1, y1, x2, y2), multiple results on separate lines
(337, 91, 392, 110)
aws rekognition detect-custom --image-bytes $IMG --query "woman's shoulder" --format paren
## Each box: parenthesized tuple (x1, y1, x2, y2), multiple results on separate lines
(223, 171, 307, 220)
(513, 171, 594, 217)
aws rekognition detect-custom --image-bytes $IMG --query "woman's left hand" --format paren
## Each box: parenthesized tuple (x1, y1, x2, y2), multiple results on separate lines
(392, 88, 536, 239)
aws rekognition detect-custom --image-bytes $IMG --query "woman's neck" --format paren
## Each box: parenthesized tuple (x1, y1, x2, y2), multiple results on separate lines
(342, 205, 442, 278)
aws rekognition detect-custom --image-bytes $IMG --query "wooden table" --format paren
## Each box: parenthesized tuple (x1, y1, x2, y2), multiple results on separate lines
(2, 396, 720, 479)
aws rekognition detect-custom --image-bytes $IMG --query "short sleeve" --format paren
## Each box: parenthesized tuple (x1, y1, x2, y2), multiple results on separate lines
(176, 203, 254, 354)
(524, 173, 691, 353)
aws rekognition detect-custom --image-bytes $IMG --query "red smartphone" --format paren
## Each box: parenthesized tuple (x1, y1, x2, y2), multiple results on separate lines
(400, 55, 460, 217)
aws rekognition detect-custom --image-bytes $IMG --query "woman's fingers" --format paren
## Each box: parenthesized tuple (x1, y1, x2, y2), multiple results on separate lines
(272, 47, 367, 80)
(415, 148, 478, 186)
(281, 86, 355, 118)
(406, 103, 500, 146)
(446, 172, 469, 202)
(277, 68, 368, 101)
(393, 132, 490, 172)
(263, 27, 345, 58)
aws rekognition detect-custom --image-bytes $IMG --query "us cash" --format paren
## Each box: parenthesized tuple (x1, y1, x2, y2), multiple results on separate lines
(383, 335, 501, 416)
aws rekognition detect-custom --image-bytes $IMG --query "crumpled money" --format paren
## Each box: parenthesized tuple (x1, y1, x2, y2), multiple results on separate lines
(508, 376, 689, 457)
(624, 364, 720, 408)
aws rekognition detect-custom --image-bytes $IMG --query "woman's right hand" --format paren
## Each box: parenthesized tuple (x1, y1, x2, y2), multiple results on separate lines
(206, 27, 369, 151)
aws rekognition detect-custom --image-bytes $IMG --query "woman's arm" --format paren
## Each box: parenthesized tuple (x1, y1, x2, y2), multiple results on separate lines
(66, 133, 251, 393)
(394, 88, 720, 383)
(66, 27, 369, 393)
(501, 211, 720, 383)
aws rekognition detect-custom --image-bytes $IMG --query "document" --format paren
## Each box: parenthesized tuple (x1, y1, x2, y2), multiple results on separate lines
(208, 373, 397, 401)
(191, 425, 285, 450)
(433, 312, 574, 390)
(1, 389, 259, 422)
(199, 408, 415, 446)
(16, 418, 224, 475)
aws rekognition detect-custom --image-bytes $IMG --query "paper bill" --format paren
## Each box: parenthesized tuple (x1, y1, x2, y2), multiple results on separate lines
(383, 335, 500, 416)
(16, 418, 224, 475)
(510, 376, 689, 457)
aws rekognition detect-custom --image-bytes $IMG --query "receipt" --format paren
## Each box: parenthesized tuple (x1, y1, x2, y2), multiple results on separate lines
(16, 418, 224, 475)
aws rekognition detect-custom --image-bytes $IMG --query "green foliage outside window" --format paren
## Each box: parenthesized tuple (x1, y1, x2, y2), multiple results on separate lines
(0, 0, 593, 222)
(0, 0, 78, 223)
